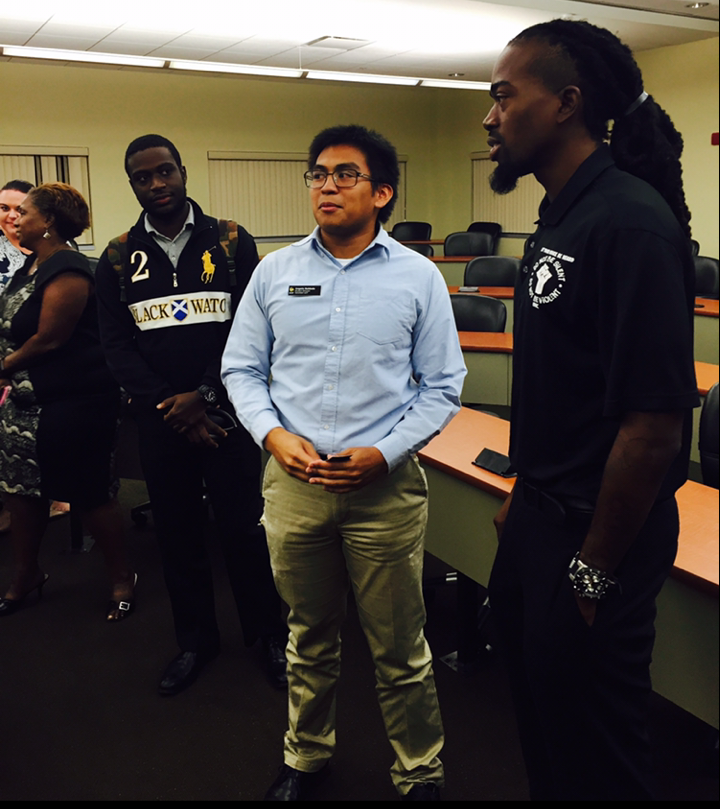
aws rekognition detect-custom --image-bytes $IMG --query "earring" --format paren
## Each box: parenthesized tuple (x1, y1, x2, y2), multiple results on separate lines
(43, 229, 51, 240)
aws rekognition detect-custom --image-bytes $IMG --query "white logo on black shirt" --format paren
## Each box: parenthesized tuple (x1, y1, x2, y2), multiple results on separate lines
(528, 248, 574, 308)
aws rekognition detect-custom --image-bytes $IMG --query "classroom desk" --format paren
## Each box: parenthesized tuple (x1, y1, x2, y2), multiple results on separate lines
(694, 298, 719, 364)
(457, 331, 513, 406)
(418, 406, 719, 728)
(458, 330, 717, 463)
(449, 285, 514, 333)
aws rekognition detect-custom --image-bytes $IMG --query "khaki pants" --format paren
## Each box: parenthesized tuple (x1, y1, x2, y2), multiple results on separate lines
(262, 456, 445, 794)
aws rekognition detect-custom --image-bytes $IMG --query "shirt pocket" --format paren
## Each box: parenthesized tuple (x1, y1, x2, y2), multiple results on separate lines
(357, 295, 415, 348)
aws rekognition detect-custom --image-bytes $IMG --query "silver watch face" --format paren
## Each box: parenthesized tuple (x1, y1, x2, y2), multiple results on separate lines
(199, 385, 218, 405)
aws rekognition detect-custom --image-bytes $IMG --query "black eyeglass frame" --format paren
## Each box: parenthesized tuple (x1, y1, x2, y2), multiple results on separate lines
(303, 169, 375, 189)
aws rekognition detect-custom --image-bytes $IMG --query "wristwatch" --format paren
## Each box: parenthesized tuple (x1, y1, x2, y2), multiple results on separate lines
(197, 384, 219, 406)
(568, 552, 621, 600)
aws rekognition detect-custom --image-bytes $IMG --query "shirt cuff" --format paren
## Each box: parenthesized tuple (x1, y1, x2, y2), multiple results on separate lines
(250, 411, 286, 450)
(374, 433, 410, 474)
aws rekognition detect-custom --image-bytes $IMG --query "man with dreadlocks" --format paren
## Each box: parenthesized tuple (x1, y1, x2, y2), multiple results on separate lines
(484, 19, 699, 801)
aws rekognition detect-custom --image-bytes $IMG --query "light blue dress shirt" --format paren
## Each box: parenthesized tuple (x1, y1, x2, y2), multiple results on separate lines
(221, 227, 467, 472)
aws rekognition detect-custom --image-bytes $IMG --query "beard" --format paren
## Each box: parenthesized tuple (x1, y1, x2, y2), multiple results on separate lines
(489, 161, 526, 195)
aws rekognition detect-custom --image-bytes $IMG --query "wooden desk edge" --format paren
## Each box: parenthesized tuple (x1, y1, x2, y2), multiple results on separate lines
(694, 298, 719, 317)
(420, 409, 718, 599)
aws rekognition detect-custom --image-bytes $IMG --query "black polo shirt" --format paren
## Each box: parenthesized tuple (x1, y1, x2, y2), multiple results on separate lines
(509, 146, 699, 503)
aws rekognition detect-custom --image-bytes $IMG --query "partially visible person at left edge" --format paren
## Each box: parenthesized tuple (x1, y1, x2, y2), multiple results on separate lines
(0, 183, 135, 620)
(0, 179, 35, 534)
(94, 134, 287, 696)
(0, 179, 35, 292)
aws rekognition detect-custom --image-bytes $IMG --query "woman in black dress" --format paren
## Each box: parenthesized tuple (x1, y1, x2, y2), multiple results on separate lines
(0, 183, 136, 620)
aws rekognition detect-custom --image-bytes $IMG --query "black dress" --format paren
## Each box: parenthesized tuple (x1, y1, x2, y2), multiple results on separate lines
(0, 250, 120, 508)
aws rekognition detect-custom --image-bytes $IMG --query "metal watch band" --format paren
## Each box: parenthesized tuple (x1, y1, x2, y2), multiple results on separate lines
(568, 552, 621, 600)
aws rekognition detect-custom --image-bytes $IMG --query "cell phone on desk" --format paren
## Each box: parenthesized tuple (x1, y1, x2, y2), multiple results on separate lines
(472, 448, 516, 477)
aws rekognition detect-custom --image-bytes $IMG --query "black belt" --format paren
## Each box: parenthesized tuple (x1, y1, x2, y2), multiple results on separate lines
(518, 479, 595, 530)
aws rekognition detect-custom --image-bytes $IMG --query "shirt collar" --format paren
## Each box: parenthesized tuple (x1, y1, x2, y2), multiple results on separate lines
(144, 202, 194, 241)
(538, 145, 615, 226)
(297, 225, 391, 263)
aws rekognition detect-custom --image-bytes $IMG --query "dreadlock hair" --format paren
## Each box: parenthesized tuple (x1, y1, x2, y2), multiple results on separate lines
(512, 19, 691, 237)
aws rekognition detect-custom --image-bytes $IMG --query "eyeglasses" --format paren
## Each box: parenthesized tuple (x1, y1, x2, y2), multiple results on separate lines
(304, 169, 374, 189)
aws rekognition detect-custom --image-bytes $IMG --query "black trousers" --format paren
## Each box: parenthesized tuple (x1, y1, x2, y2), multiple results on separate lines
(135, 411, 284, 655)
(488, 484, 678, 801)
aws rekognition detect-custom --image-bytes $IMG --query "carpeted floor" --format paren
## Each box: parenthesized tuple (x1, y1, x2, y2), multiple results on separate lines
(0, 479, 717, 801)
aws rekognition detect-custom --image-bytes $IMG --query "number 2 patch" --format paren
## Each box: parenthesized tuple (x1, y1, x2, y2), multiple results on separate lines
(130, 250, 150, 283)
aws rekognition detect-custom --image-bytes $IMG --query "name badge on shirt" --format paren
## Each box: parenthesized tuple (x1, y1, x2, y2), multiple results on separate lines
(288, 286, 321, 296)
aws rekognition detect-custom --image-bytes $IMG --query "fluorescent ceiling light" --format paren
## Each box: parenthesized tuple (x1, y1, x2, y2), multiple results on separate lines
(420, 79, 491, 91)
(306, 70, 419, 86)
(168, 60, 303, 78)
(3, 45, 165, 68)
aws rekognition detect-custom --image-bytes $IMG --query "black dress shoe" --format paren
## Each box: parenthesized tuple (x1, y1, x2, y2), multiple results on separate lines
(158, 649, 219, 696)
(264, 763, 328, 801)
(261, 635, 288, 690)
(402, 783, 441, 801)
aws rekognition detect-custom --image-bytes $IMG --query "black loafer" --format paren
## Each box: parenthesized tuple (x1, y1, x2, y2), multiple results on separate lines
(402, 783, 441, 801)
(262, 635, 288, 690)
(264, 763, 328, 801)
(158, 649, 219, 696)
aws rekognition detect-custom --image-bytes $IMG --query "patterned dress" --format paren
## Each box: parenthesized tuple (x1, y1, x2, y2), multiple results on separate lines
(0, 235, 27, 294)
(0, 271, 42, 496)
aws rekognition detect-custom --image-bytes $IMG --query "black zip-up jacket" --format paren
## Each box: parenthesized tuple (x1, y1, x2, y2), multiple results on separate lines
(95, 199, 258, 414)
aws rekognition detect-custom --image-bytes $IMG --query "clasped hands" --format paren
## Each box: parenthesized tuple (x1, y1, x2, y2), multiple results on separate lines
(157, 391, 226, 448)
(265, 427, 387, 493)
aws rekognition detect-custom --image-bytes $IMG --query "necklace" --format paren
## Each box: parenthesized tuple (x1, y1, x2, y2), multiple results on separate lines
(27, 245, 72, 276)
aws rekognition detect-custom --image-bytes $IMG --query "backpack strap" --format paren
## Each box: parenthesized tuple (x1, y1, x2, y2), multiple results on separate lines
(106, 231, 130, 302)
(217, 218, 238, 287)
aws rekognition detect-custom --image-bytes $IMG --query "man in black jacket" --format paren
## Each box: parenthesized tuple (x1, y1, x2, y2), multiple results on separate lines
(95, 134, 286, 696)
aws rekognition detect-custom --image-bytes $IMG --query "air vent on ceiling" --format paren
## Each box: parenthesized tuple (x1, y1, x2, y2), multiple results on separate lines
(305, 36, 371, 51)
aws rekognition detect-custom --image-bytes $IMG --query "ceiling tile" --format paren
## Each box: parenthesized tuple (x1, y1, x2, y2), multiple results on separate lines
(25, 33, 108, 50)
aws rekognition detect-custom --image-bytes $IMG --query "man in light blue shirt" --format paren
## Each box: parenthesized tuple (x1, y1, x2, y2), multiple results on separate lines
(222, 124, 466, 802)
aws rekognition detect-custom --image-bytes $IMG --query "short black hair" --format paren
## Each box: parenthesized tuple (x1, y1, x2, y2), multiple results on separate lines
(125, 134, 183, 177)
(1, 179, 34, 194)
(308, 124, 399, 224)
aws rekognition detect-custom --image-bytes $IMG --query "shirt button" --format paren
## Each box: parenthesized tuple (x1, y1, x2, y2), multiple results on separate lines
(331, 346, 337, 351)
(529, 241, 535, 248)
(326, 384, 334, 390)
(340, 270, 346, 274)
(335, 307, 341, 312)
(323, 424, 330, 430)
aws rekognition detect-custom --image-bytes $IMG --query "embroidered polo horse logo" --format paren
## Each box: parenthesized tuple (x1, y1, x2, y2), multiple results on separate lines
(201, 250, 216, 284)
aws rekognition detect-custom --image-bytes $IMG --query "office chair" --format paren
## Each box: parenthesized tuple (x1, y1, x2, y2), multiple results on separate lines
(467, 222, 502, 254)
(450, 293, 507, 333)
(694, 256, 719, 299)
(464, 256, 520, 288)
(406, 243, 434, 257)
(390, 221, 432, 242)
(444, 231, 494, 258)
(689, 238, 700, 257)
(699, 382, 719, 489)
